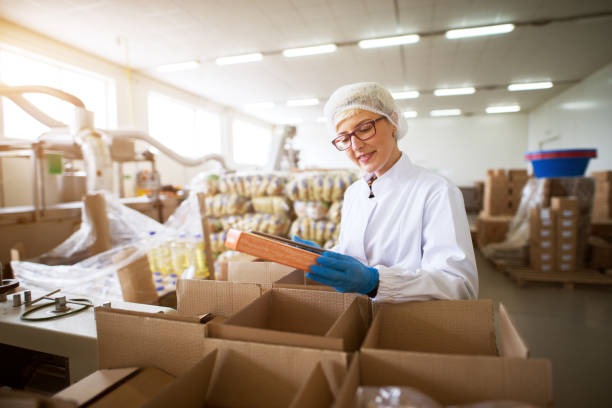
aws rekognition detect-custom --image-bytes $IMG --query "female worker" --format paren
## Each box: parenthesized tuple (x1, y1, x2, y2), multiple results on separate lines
(294, 82, 478, 302)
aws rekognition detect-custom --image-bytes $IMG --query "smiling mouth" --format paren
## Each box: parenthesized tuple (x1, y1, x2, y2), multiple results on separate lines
(357, 151, 375, 163)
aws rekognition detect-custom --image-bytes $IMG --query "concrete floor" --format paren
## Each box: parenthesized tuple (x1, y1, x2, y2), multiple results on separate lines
(476, 250, 612, 408)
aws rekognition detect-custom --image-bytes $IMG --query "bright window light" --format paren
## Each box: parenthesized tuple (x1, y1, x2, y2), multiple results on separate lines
(245, 101, 275, 110)
(215, 53, 263, 65)
(434, 87, 475, 96)
(233, 119, 272, 166)
(403, 111, 418, 118)
(0, 47, 117, 139)
(282, 44, 337, 58)
(446, 24, 514, 39)
(316, 117, 327, 123)
(148, 92, 221, 158)
(430, 109, 462, 117)
(358, 34, 420, 49)
(486, 105, 521, 114)
(156, 60, 200, 72)
(508, 82, 553, 91)
(392, 90, 420, 100)
(286, 98, 319, 107)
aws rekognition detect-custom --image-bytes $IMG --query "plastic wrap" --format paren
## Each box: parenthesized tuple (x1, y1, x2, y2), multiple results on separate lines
(185, 172, 219, 196)
(218, 173, 287, 198)
(289, 218, 339, 247)
(356, 386, 442, 408)
(328, 201, 343, 223)
(285, 171, 357, 202)
(252, 196, 291, 215)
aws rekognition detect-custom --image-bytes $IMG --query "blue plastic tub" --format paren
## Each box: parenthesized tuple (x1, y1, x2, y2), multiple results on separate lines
(525, 149, 597, 178)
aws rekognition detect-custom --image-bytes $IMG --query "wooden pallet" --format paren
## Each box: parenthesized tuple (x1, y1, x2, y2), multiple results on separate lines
(506, 267, 612, 289)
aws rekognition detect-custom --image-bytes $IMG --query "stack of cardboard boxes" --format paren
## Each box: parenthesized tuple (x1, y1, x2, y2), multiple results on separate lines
(477, 168, 529, 249)
(530, 197, 579, 273)
(592, 171, 612, 221)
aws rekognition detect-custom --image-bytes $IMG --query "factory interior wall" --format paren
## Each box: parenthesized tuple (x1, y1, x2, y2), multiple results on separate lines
(527, 60, 612, 174)
(294, 114, 529, 187)
(0, 18, 271, 207)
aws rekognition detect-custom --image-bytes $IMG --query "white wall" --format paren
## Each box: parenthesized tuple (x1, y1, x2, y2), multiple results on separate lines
(294, 114, 529, 186)
(0, 19, 272, 206)
(528, 60, 612, 173)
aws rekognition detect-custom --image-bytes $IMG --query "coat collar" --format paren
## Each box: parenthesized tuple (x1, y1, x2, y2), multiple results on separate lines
(360, 152, 413, 197)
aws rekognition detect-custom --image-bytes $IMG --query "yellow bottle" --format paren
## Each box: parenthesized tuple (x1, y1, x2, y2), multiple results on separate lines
(146, 231, 160, 274)
(193, 233, 209, 279)
(156, 242, 174, 276)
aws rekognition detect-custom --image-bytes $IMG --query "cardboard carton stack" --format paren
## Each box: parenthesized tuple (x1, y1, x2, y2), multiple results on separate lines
(529, 207, 556, 273)
(592, 171, 612, 221)
(552, 197, 579, 273)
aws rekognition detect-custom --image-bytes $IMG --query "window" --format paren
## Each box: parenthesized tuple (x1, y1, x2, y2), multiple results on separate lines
(148, 92, 221, 158)
(232, 119, 272, 166)
(0, 46, 116, 139)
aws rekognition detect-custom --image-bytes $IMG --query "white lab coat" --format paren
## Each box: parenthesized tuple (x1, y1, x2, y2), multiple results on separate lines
(333, 152, 478, 302)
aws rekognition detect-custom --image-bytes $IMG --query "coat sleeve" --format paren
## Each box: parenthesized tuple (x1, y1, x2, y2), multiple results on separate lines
(374, 184, 478, 302)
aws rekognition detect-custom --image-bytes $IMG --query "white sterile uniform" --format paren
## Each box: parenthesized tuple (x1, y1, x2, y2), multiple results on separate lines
(333, 152, 478, 302)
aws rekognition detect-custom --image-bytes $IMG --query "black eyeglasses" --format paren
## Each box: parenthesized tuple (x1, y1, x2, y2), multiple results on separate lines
(331, 116, 386, 151)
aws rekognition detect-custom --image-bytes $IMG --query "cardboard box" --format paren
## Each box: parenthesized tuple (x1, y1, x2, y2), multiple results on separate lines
(588, 236, 612, 269)
(476, 215, 512, 248)
(273, 269, 335, 292)
(207, 288, 370, 351)
(591, 170, 612, 182)
(551, 196, 579, 217)
(508, 169, 529, 181)
(339, 300, 552, 407)
(227, 261, 295, 286)
(63, 306, 349, 407)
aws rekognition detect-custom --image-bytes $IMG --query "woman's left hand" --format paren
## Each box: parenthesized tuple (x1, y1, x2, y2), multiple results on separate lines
(307, 251, 379, 295)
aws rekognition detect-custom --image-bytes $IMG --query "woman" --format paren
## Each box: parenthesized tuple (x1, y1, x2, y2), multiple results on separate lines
(295, 82, 478, 301)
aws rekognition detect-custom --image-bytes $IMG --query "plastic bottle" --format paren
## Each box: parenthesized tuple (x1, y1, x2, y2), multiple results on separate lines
(170, 234, 190, 276)
(156, 241, 174, 276)
(193, 233, 209, 279)
(146, 231, 161, 274)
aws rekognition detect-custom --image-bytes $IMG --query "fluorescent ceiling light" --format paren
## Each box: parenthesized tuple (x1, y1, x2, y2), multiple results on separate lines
(215, 52, 263, 65)
(392, 90, 420, 100)
(358, 34, 420, 49)
(245, 102, 275, 109)
(403, 111, 418, 118)
(286, 98, 319, 107)
(486, 105, 521, 114)
(508, 81, 553, 91)
(283, 44, 337, 57)
(156, 60, 200, 72)
(434, 87, 475, 96)
(316, 117, 327, 123)
(446, 23, 515, 39)
(430, 109, 462, 117)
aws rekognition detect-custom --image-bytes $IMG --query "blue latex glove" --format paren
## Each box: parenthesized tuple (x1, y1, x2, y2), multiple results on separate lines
(307, 251, 379, 294)
(292, 235, 320, 248)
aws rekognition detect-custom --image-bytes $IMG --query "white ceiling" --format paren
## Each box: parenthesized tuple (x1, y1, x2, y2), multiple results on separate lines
(1, 0, 612, 124)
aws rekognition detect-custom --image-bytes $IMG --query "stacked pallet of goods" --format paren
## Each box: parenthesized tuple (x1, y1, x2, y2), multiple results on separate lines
(589, 171, 612, 270)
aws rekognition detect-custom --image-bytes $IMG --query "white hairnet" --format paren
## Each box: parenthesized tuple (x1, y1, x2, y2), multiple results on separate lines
(323, 82, 407, 140)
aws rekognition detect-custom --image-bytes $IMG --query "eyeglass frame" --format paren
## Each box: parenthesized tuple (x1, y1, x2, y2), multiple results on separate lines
(331, 116, 387, 151)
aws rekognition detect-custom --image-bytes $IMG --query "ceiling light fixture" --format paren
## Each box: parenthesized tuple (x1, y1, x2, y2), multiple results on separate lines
(283, 44, 337, 57)
(403, 111, 418, 118)
(434, 87, 476, 96)
(508, 81, 553, 91)
(286, 98, 320, 107)
(156, 60, 200, 72)
(245, 102, 275, 109)
(358, 34, 420, 49)
(486, 105, 521, 114)
(392, 90, 420, 100)
(446, 23, 515, 39)
(215, 52, 263, 65)
(430, 109, 462, 117)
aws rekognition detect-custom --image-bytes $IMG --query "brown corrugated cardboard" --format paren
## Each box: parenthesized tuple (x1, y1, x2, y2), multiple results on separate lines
(176, 279, 264, 317)
(591, 170, 612, 182)
(588, 236, 612, 269)
(90, 306, 350, 407)
(227, 261, 295, 284)
(342, 300, 552, 407)
(508, 169, 528, 181)
(55, 367, 139, 406)
(477, 215, 512, 248)
(207, 288, 369, 351)
(334, 351, 552, 408)
(113, 249, 159, 305)
(273, 268, 335, 291)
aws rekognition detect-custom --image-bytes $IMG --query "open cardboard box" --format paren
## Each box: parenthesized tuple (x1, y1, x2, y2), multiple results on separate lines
(273, 268, 335, 292)
(55, 305, 348, 407)
(227, 261, 295, 288)
(335, 300, 552, 407)
(207, 288, 370, 352)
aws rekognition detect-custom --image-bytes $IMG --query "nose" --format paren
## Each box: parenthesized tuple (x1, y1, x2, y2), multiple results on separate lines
(350, 134, 366, 150)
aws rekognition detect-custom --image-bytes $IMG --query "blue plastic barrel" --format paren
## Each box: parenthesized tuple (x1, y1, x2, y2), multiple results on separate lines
(525, 149, 597, 178)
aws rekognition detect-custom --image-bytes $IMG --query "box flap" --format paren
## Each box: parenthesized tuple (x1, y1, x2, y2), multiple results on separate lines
(289, 362, 335, 408)
(55, 367, 139, 406)
(364, 300, 497, 356)
(143, 350, 217, 408)
(326, 298, 369, 352)
(332, 353, 360, 408)
(176, 279, 263, 317)
(84, 367, 174, 408)
(95, 307, 206, 376)
(273, 269, 335, 291)
(360, 349, 552, 406)
(498, 303, 529, 358)
(228, 261, 295, 284)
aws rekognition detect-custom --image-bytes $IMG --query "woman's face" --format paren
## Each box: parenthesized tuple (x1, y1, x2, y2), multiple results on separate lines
(335, 110, 400, 176)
